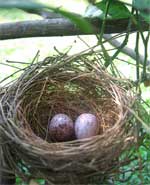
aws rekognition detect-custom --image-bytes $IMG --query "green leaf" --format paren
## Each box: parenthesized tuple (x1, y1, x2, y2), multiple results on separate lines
(133, 0, 150, 22)
(133, 0, 150, 10)
(45, 6, 93, 33)
(95, 0, 131, 19)
(0, 0, 46, 9)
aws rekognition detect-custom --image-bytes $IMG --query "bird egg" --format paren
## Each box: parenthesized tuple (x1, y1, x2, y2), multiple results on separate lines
(75, 113, 99, 139)
(49, 113, 74, 142)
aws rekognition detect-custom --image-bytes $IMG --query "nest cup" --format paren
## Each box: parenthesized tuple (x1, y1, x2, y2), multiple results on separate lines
(0, 53, 136, 184)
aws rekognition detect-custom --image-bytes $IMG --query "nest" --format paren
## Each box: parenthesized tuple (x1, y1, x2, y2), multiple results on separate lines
(0, 52, 137, 184)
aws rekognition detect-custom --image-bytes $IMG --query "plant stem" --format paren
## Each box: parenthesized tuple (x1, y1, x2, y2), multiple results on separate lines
(135, 30, 140, 82)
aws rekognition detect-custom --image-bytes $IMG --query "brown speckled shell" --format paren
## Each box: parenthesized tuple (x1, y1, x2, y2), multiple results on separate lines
(49, 113, 74, 142)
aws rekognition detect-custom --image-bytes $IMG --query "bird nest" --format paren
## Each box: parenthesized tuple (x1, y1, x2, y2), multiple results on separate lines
(0, 52, 137, 184)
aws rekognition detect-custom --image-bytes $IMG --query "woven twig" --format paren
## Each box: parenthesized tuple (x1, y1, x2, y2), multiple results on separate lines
(0, 51, 138, 184)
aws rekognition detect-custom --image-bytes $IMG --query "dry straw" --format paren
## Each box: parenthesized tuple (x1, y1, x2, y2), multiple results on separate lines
(0, 50, 138, 184)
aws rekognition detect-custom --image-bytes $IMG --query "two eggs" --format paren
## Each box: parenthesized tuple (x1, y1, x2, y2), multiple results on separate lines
(48, 113, 99, 142)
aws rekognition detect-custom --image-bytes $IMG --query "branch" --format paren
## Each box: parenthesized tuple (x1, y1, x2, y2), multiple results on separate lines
(19, 9, 150, 66)
(103, 34, 150, 65)
(0, 17, 149, 40)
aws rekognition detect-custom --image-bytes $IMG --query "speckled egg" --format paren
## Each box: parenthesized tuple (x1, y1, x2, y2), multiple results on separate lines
(75, 113, 99, 139)
(48, 113, 74, 142)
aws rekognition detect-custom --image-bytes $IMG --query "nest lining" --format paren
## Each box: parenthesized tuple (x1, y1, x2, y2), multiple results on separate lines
(0, 54, 136, 184)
